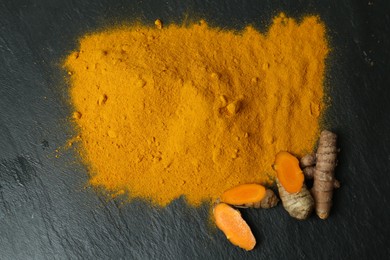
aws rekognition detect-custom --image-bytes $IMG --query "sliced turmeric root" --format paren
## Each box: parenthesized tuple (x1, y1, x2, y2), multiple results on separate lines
(221, 183, 278, 208)
(213, 203, 256, 251)
(274, 151, 304, 193)
(274, 151, 314, 219)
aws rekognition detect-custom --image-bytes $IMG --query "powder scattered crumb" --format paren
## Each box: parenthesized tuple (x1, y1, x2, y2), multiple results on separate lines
(155, 19, 163, 29)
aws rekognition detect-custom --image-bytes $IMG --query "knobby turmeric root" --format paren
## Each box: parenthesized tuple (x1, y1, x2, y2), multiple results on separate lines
(274, 151, 314, 220)
(300, 152, 340, 188)
(213, 203, 256, 251)
(311, 130, 339, 219)
(276, 180, 314, 220)
(274, 151, 304, 193)
(300, 153, 316, 179)
(221, 184, 279, 209)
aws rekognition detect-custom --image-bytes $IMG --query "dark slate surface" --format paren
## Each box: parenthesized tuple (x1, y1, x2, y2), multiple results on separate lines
(1, 0, 389, 259)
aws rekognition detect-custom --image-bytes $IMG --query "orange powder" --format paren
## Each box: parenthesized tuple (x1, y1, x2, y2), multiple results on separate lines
(64, 14, 329, 206)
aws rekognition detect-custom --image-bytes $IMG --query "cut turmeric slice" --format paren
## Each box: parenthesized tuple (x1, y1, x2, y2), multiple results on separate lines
(221, 184, 266, 205)
(213, 203, 256, 251)
(274, 151, 304, 193)
(220, 183, 278, 208)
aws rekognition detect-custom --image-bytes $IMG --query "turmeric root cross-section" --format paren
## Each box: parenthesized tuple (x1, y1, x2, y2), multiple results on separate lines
(213, 203, 256, 251)
(274, 151, 305, 193)
(221, 183, 278, 208)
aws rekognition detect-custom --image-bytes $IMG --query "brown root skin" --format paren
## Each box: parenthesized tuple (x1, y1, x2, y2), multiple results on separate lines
(259, 189, 279, 208)
(300, 154, 316, 179)
(236, 189, 279, 209)
(302, 166, 315, 179)
(312, 130, 339, 219)
(300, 153, 316, 168)
(276, 179, 314, 220)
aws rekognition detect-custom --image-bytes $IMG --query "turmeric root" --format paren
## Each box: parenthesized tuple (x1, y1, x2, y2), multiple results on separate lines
(300, 153, 316, 179)
(221, 184, 279, 208)
(213, 203, 256, 251)
(257, 189, 279, 209)
(274, 151, 314, 220)
(300, 153, 339, 187)
(276, 180, 314, 220)
(274, 151, 304, 193)
(311, 130, 339, 219)
(300, 153, 316, 167)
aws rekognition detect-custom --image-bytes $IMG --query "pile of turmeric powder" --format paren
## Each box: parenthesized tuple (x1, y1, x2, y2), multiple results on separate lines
(64, 13, 329, 206)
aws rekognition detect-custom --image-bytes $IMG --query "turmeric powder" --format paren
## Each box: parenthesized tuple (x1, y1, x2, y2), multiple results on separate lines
(64, 13, 329, 206)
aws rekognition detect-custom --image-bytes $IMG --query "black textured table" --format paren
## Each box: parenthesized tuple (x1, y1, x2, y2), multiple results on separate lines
(1, 0, 389, 259)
